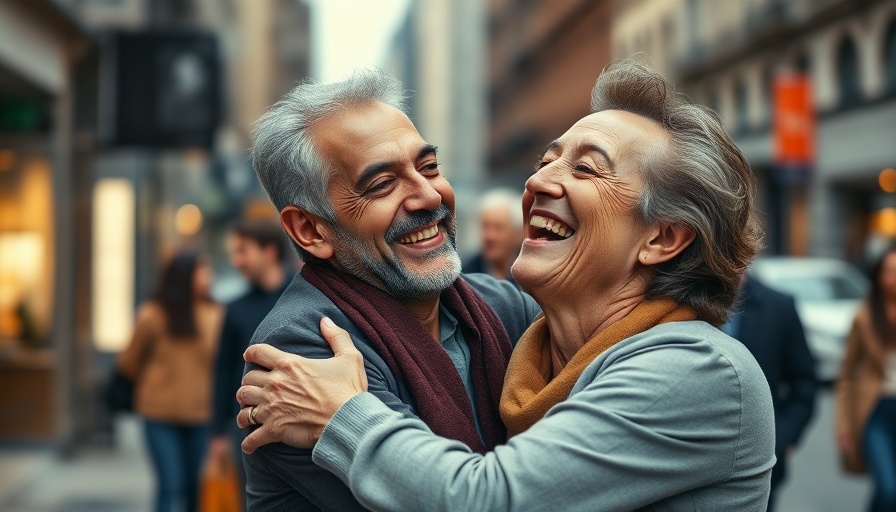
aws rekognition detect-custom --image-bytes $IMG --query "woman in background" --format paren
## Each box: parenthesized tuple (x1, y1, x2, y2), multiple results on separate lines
(837, 244, 896, 512)
(118, 251, 224, 512)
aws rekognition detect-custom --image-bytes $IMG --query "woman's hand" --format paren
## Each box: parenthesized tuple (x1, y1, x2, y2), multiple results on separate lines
(236, 317, 368, 454)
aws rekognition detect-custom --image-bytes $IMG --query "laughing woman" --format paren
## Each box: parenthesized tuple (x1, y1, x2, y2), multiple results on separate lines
(237, 60, 774, 512)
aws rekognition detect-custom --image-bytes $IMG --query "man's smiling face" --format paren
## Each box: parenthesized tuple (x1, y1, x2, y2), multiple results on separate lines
(313, 101, 461, 298)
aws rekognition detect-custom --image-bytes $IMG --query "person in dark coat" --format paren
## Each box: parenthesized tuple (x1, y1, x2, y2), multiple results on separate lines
(462, 188, 523, 282)
(722, 273, 819, 511)
(207, 218, 291, 506)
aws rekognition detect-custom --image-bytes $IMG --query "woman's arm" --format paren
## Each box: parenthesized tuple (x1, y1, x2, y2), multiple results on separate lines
(240, 321, 762, 512)
(834, 313, 865, 453)
(117, 303, 159, 380)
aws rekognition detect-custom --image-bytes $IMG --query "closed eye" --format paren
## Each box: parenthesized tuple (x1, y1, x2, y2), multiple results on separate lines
(365, 178, 395, 195)
(420, 162, 440, 176)
(575, 164, 598, 175)
(534, 159, 553, 172)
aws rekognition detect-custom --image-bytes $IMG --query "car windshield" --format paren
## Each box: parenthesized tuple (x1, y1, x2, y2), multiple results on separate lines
(769, 275, 866, 302)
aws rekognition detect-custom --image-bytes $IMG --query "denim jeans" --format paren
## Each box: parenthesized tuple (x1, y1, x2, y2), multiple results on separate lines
(144, 419, 211, 512)
(864, 397, 896, 512)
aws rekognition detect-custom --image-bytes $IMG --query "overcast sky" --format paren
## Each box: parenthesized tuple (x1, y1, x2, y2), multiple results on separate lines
(308, 0, 411, 82)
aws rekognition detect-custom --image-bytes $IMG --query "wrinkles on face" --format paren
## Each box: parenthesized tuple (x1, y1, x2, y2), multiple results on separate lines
(310, 101, 460, 298)
(331, 184, 373, 223)
(516, 109, 666, 308)
(548, 175, 643, 293)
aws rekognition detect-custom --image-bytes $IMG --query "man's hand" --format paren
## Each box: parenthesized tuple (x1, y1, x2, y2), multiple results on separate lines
(236, 317, 368, 454)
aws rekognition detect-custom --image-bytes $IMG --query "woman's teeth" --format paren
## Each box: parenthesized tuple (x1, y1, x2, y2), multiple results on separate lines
(530, 214, 573, 238)
(399, 225, 439, 244)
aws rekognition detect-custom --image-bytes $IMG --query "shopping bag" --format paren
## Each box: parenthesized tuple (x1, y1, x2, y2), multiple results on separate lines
(105, 368, 135, 412)
(200, 451, 242, 512)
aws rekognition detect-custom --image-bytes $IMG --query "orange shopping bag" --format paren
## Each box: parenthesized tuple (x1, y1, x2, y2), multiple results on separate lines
(200, 451, 242, 512)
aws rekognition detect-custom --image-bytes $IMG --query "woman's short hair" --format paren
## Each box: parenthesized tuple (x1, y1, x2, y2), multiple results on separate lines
(251, 69, 407, 260)
(590, 59, 763, 324)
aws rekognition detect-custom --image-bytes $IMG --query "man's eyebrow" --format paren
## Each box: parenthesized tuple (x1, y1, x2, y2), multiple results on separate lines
(355, 144, 440, 189)
(355, 161, 393, 189)
(417, 144, 438, 160)
(581, 143, 615, 171)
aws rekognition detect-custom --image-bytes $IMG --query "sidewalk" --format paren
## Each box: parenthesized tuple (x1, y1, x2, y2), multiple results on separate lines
(0, 416, 153, 512)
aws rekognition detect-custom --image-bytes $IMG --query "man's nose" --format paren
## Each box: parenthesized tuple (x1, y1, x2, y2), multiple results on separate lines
(403, 173, 443, 212)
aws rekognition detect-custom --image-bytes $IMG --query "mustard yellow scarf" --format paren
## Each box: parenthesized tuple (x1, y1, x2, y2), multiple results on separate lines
(499, 299, 697, 437)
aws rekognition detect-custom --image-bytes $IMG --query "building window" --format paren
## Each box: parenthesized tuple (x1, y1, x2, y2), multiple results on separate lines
(837, 35, 861, 107)
(885, 21, 896, 94)
(762, 67, 773, 126)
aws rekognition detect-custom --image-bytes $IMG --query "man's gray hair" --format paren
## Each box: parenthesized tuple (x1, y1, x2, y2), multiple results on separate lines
(591, 59, 763, 325)
(250, 69, 407, 259)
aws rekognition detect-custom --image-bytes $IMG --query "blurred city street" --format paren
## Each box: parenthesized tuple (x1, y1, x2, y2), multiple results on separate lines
(778, 388, 870, 512)
(1, 416, 152, 512)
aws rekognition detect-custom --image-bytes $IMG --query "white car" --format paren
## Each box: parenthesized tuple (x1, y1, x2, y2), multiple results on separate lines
(748, 257, 869, 383)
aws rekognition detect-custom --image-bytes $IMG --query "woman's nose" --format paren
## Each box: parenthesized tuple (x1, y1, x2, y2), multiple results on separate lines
(525, 164, 564, 198)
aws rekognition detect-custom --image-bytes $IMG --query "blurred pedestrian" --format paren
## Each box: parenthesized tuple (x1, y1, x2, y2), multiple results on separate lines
(837, 244, 896, 512)
(117, 251, 224, 512)
(722, 273, 818, 511)
(462, 188, 523, 281)
(208, 219, 291, 506)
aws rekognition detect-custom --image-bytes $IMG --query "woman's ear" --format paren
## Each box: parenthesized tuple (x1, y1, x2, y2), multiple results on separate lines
(280, 206, 335, 261)
(639, 222, 695, 266)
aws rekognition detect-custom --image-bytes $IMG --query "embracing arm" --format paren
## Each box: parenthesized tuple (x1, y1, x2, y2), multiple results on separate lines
(311, 343, 762, 512)
(241, 321, 417, 512)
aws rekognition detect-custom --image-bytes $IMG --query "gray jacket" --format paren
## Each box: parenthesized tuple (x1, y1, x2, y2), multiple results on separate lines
(243, 272, 541, 511)
(314, 320, 776, 511)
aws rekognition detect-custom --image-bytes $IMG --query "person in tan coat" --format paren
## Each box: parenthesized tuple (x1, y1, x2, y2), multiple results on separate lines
(837, 245, 896, 512)
(118, 251, 224, 512)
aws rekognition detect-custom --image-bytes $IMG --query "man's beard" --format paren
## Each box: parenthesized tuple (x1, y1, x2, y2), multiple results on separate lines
(331, 205, 461, 299)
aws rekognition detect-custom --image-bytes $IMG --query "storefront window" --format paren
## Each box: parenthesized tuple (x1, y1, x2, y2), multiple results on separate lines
(0, 153, 54, 349)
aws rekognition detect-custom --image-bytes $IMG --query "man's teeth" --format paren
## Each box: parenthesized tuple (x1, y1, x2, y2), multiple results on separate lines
(530, 214, 573, 238)
(399, 225, 439, 244)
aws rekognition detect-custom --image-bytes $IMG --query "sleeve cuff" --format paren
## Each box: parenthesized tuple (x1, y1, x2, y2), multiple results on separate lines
(312, 392, 395, 479)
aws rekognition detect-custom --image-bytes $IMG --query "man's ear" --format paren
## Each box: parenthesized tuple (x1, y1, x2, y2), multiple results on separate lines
(280, 206, 334, 260)
(639, 222, 696, 266)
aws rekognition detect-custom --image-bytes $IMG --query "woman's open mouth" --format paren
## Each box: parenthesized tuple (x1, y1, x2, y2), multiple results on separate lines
(528, 214, 575, 241)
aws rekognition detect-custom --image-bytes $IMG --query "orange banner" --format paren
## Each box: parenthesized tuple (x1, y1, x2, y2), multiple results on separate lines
(773, 73, 814, 166)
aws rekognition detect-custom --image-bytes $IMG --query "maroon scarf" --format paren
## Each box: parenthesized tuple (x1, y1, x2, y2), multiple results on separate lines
(302, 263, 512, 453)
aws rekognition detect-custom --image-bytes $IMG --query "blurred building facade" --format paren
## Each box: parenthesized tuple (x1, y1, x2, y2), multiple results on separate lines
(487, 0, 613, 177)
(0, 0, 310, 451)
(0, 0, 96, 449)
(614, 0, 896, 261)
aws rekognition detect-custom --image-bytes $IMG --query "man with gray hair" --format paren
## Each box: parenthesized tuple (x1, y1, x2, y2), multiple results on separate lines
(242, 70, 540, 510)
(463, 188, 524, 282)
